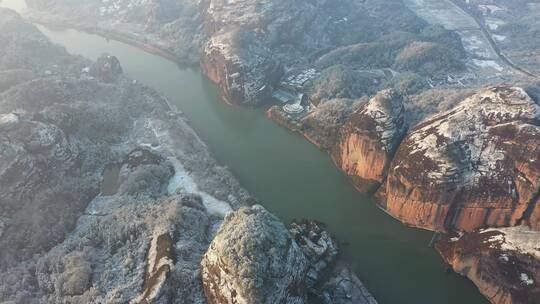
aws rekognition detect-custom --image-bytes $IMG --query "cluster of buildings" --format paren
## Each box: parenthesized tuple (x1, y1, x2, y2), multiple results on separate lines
(271, 68, 319, 114)
(427, 73, 476, 88)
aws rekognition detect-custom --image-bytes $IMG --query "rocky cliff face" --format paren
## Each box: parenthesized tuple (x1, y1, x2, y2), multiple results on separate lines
(377, 86, 540, 232)
(321, 267, 378, 304)
(435, 227, 540, 304)
(332, 90, 407, 192)
(197, 0, 338, 105)
(200, 29, 279, 105)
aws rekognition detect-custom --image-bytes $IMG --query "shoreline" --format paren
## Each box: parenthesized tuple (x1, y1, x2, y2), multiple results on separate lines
(24, 14, 197, 68)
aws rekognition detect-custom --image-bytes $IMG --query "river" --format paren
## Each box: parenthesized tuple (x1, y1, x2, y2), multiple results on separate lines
(0, 1, 488, 303)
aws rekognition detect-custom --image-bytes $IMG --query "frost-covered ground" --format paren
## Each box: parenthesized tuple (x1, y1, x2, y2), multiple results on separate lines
(0, 9, 249, 303)
(403, 0, 512, 80)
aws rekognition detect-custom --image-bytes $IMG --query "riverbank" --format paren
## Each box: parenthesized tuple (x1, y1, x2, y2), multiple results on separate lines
(20, 7, 202, 68)
(26, 18, 183, 64)
(5, 4, 494, 303)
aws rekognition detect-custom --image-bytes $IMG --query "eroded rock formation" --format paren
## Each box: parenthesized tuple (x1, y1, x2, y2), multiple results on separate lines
(200, 29, 279, 105)
(378, 86, 540, 232)
(201, 205, 309, 304)
(332, 90, 406, 192)
(289, 220, 338, 289)
(321, 267, 378, 304)
(89, 53, 123, 83)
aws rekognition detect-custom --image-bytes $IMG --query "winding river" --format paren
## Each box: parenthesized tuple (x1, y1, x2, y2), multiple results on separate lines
(1, 1, 488, 303)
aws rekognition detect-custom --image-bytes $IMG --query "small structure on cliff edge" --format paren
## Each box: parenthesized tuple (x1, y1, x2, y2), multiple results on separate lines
(427, 73, 476, 88)
(272, 68, 318, 114)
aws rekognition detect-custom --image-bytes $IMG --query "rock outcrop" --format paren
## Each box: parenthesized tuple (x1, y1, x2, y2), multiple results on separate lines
(332, 90, 406, 192)
(201, 207, 378, 304)
(201, 205, 309, 304)
(200, 29, 279, 105)
(378, 86, 540, 232)
(89, 53, 123, 83)
(321, 267, 378, 304)
(435, 227, 540, 304)
(289, 220, 338, 289)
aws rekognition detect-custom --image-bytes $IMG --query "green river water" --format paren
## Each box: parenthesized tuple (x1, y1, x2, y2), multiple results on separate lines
(0, 0, 489, 303)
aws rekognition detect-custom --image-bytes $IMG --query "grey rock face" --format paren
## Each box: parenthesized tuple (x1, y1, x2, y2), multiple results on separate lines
(321, 267, 378, 304)
(201, 205, 310, 304)
(289, 220, 338, 289)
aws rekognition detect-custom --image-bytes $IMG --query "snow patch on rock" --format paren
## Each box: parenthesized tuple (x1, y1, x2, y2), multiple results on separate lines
(482, 226, 540, 259)
(167, 159, 232, 217)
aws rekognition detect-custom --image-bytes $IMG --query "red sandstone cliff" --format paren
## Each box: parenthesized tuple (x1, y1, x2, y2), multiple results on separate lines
(435, 227, 540, 304)
(377, 86, 540, 232)
(332, 90, 407, 192)
(200, 29, 279, 105)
